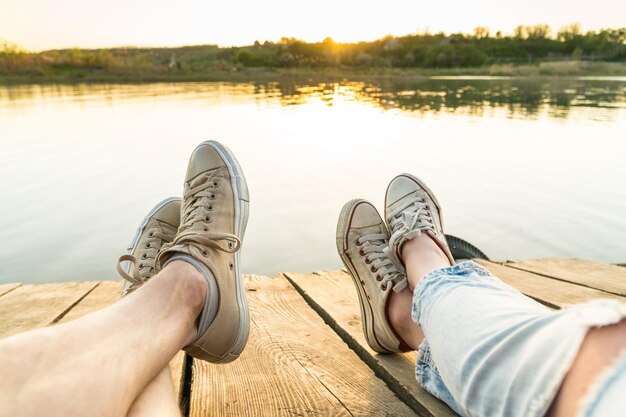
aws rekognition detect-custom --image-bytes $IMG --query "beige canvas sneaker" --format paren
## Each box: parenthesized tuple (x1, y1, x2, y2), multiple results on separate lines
(384, 174, 455, 269)
(156, 140, 250, 364)
(336, 199, 412, 353)
(116, 197, 182, 296)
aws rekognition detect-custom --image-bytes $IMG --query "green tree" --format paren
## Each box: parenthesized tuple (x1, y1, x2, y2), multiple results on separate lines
(473, 27, 490, 39)
(557, 23, 581, 41)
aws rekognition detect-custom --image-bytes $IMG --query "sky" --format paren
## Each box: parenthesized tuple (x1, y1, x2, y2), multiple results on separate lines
(1, 0, 625, 51)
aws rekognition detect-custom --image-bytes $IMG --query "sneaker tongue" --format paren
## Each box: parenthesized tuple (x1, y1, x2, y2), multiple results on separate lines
(156, 220, 178, 237)
(188, 169, 221, 188)
(188, 174, 207, 188)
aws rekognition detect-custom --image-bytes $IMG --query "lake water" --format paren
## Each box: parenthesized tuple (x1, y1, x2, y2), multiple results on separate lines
(1, 77, 625, 284)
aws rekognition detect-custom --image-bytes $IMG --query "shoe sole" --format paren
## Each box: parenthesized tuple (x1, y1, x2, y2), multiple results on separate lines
(121, 196, 182, 296)
(336, 199, 395, 353)
(198, 140, 250, 364)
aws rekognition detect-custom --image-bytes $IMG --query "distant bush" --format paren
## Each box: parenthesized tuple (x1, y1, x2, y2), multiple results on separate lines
(1, 24, 624, 77)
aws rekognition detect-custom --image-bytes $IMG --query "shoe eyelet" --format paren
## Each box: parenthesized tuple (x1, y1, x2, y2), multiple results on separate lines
(228, 242, 233, 249)
(359, 249, 365, 256)
(208, 206, 213, 210)
(203, 227, 208, 232)
(381, 283, 387, 291)
(148, 232, 154, 237)
(146, 243, 150, 248)
(371, 266, 377, 273)
(229, 263, 234, 270)
(213, 181, 218, 187)
(139, 263, 144, 269)
(355, 239, 362, 246)
(364, 258, 371, 264)
(205, 216, 210, 222)
(376, 274, 382, 282)
(141, 254, 147, 259)
(202, 250, 208, 256)
(428, 219, 433, 224)
(210, 194, 216, 199)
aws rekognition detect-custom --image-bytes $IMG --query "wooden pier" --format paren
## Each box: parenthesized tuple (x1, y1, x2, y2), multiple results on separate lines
(1, 258, 625, 416)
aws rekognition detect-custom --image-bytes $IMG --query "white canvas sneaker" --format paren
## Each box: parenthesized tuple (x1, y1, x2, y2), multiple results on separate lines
(384, 174, 455, 270)
(336, 199, 412, 353)
(117, 197, 182, 296)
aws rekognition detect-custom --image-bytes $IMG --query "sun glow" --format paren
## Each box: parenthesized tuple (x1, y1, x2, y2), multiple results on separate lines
(1, 0, 625, 51)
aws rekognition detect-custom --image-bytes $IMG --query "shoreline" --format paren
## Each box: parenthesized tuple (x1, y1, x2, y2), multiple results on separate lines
(1, 62, 625, 85)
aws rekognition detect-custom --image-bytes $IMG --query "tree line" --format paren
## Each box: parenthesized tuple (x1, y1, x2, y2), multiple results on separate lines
(237, 25, 625, 68)
(1, 24, 624, 77)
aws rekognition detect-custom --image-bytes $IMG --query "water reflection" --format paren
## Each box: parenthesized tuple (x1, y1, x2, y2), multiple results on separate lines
(0, 78, 625, 284)
(1, 77, 625, 121)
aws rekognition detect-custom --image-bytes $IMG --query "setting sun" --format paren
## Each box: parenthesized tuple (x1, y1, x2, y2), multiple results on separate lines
(1, 0, 625, 50)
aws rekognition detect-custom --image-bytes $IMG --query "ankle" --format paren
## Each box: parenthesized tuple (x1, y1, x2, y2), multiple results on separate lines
(401, 235, 449, 264)
(401, 235, 451, 289)
(161, 260, 207, 316)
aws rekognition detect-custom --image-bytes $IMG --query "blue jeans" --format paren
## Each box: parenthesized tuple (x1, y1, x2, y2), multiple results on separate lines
(412, 261, 626, 417)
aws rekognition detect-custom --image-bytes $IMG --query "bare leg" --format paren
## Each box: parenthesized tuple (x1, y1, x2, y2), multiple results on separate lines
(401, 236, 451, 291)
(127, 368, 181, 417)
(0, 261, 205, 417)
(387, 288, 425, 350)
(387, 235, 449, 350)
(398, 233, 626, 416)
(548, 319, 626, 417)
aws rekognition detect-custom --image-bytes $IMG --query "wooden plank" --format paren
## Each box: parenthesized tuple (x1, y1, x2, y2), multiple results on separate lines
(0, 283, 21, 297)
(503, 258, 626, 296)
(284, 271, 456, 417)
(190, 274, 418, 417)
(477, 260, 626, 308)
(0, 281, 99, 338)
(56, 280, 121, 323)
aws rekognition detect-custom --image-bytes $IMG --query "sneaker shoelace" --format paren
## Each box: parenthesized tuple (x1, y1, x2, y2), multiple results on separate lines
(116, 225, 172, 294)
(385, 196, 434, 271)
(357, 233, 408, 292)
(161, 171, 241, 258)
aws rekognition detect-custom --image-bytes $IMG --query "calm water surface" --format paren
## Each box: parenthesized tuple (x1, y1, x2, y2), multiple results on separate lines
(1, 78, 625, 283)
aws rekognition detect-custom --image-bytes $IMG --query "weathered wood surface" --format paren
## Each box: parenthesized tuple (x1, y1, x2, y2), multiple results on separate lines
(0, 281, 99, 338)
(500, 258, 626, 296)
(0, 283, 21, 297)
(189, 275, 417, 417)
(1, 258, 623, 417)
(285, 258, 626, 417)
(476, 260, 624, 309)
(285, 271, 457, 417)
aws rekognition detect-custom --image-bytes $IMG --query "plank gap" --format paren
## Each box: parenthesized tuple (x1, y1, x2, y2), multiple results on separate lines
(48, 282, 101, 324)
(504, 264, 625, 297)
(0, 283, 22, 298)
(284, 273, 437, 417)
(180, 354, 193, 417)
(525, 295, 560, 310)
